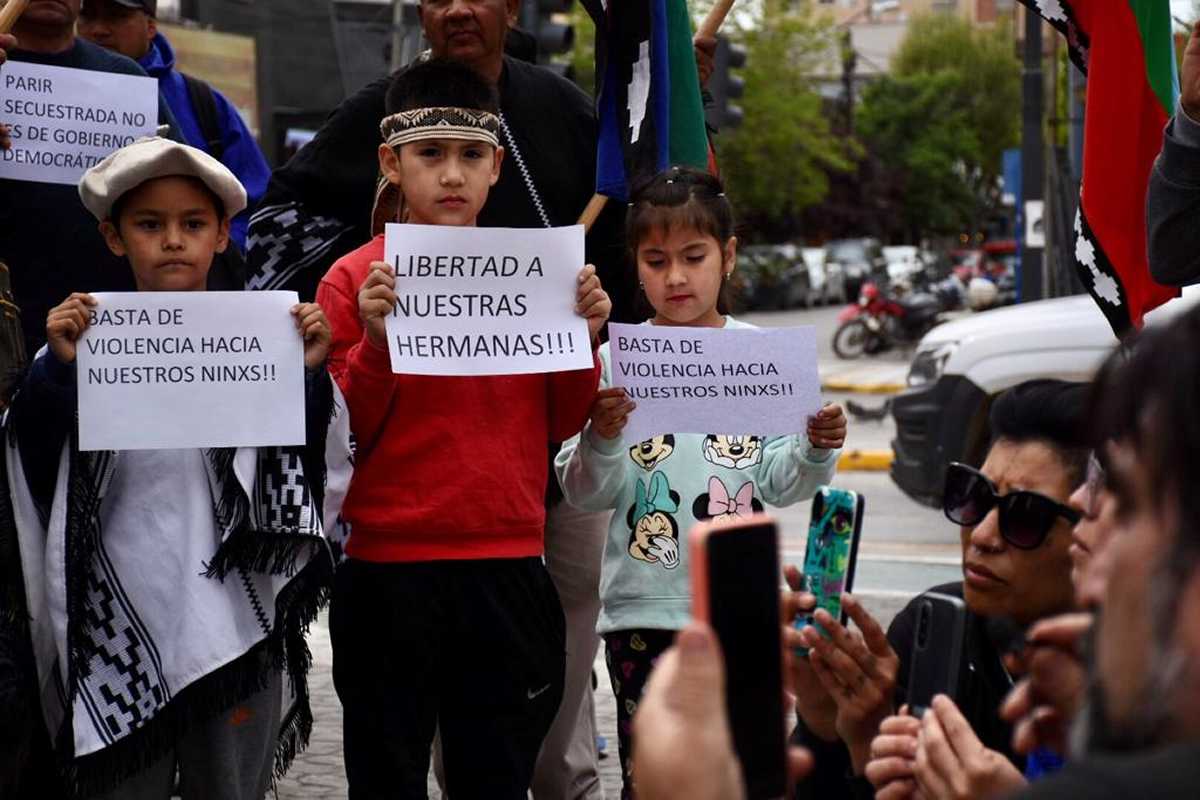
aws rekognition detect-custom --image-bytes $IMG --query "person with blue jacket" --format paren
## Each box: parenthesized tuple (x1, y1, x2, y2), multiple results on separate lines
(78, 0, 270, 250)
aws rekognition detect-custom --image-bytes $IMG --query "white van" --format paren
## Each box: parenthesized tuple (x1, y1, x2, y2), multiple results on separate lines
(890, 288, 1200, 506)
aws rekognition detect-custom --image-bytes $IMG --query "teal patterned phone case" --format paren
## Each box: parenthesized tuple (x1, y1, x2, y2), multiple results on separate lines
(794, 487, 863, 653)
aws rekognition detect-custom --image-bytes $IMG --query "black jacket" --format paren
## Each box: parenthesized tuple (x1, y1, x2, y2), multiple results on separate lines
(793, 583, 1023, 799)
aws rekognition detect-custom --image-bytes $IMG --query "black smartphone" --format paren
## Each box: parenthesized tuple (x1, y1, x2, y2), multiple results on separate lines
(691, 515, 787, 800)
(906, 592, 968, 717)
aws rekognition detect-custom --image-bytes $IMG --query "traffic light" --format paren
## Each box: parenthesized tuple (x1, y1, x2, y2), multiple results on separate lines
(705, 34, 746, 130)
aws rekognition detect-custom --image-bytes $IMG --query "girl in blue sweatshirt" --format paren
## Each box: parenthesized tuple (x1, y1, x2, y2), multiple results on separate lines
(554, 166, 847, 799)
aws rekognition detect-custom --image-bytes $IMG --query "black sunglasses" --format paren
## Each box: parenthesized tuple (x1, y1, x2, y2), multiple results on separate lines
(943, 462, 1081, 550)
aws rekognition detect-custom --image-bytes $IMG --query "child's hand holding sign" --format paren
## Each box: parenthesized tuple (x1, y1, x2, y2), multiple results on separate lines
(590, 387, 635, 440)
(358, 261, 396, 350)
(575, 264, 611, 346)
(292, 302, 332, 368)
(46, 292, 98, 364)
(808, 403, 847, 450)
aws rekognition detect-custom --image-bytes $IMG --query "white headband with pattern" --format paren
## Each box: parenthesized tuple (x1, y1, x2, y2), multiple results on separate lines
(380, 106, 501, 149)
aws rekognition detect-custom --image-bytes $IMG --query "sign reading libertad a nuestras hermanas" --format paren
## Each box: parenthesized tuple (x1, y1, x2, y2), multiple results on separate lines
(76, 292, 305, 451)
(384, 223, 594, 376)
(0, 62, 157, 185)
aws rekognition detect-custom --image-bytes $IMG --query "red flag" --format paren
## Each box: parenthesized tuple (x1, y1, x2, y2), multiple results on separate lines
(1018, 0, 1180, 333)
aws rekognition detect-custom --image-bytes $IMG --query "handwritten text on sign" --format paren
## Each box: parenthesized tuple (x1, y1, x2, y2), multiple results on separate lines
(77, 292, 305, 451)
(384, 224, 593, 375)
(0, 62, 157, 185)
(608, 323, 822, 442)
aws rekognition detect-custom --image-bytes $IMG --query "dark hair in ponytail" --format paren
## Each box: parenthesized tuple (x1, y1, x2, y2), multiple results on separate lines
(626, 166, 736, 316)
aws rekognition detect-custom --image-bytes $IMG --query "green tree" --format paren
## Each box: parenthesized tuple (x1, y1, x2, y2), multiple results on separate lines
(859, 14, 1020, 238)
(857, 72, 982, 240)
(716, 0, 856, 240)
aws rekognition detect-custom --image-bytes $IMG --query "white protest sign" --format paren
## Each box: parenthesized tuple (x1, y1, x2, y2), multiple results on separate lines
(0, 62, 157, 185)
(76, 292, 305, 451)
(609, 323, 822, 442)
(383, 223, 593, 375)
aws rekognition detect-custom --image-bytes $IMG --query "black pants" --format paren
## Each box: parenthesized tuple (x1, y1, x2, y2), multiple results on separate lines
(603, 629, 676, 800)
(331, 557, 566, 800)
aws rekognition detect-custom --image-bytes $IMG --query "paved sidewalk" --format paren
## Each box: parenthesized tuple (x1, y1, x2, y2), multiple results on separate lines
(818, 359, 909, 394)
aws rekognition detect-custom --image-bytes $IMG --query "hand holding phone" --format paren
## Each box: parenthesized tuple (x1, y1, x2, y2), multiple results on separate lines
(798, 592, 900, 775)
(794, 487, 864, 650)
(782, 566, 839, 741)
(906, 592, 968, 718)
(630, 623, 748, 800)
(691, 514, 787, 800)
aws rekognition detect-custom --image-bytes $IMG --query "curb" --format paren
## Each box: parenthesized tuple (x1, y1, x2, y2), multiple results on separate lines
(838, 449, 894, 471)
(821, 379, 907, 395)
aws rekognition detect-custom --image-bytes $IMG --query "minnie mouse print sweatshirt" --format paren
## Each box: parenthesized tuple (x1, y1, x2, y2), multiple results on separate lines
(318, 235, 601, 562)
(554, 316, 839, 633)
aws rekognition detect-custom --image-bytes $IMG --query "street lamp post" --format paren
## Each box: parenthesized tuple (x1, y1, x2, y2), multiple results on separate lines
(1020, 10, 1045, 302)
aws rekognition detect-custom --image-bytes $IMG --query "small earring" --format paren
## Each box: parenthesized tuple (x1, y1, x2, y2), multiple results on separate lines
(723, 272, 731, 282)
(638, 281, 645, 288)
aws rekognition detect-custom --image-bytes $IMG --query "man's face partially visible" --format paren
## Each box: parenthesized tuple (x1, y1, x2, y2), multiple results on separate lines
(21, 0, 82, 28)
(419, 0, 517, 69)
(1091, 442, 1180, 740)
(79, 0, 156, 61)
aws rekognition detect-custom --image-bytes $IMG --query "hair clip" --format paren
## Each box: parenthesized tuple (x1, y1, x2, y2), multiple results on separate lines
(665, 178, 675, 184)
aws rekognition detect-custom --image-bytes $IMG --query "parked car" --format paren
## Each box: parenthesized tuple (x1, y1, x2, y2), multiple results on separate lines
(736, 244, 817, 310)
(890, 287, 1200, 508)
(825, 238, 886, 303)
(801, 247, 833, 305)
(882, 246, 927, 284)
(777, 244, 821, 308)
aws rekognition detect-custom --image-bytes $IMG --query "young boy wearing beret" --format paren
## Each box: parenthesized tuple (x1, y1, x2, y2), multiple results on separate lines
(6, 138, 340, 799)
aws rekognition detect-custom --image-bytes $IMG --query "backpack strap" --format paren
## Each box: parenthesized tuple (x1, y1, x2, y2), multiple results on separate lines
(181, 73, 225, 161)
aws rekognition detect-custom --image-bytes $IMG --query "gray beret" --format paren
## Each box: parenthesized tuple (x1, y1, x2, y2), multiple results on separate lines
(78, 137, 247, 222)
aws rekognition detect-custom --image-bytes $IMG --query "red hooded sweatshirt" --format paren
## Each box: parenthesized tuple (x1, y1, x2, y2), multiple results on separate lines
(317, 235, 601, 562)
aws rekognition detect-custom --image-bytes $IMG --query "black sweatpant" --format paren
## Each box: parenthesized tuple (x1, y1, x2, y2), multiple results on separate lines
(330, 557, 566, 800)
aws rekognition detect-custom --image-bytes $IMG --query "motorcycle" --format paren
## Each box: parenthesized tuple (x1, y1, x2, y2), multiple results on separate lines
(832, 281, 944, 359)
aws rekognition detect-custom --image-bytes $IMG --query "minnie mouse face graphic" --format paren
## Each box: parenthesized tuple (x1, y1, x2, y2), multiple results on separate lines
(703, 435, 764, 470)
(626, 472, 682, 569)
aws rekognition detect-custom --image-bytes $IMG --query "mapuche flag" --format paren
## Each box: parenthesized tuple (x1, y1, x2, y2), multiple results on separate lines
(582, 0, 712, 201)
(1017, 0, 1180, 334)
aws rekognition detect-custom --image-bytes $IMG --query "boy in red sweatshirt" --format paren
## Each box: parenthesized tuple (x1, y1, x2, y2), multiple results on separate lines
(316, 59, 609, 798)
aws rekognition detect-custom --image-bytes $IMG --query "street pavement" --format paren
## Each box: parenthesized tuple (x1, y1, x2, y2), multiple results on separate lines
(276, 305, 959, 799)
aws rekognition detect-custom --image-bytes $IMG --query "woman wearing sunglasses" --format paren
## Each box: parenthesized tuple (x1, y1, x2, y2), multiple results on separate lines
(793, 380, 1090, 800)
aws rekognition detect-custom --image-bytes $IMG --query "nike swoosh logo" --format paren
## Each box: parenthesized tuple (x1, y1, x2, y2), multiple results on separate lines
(527, 684, 552, 700)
